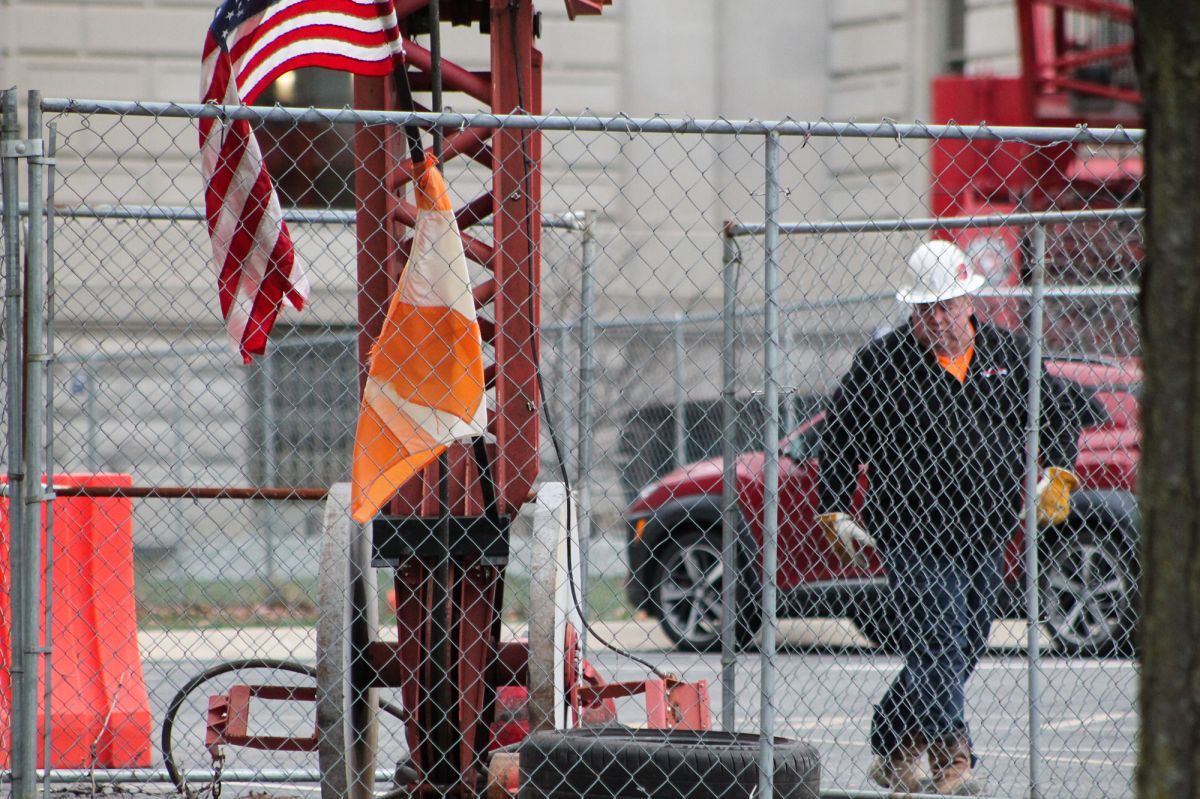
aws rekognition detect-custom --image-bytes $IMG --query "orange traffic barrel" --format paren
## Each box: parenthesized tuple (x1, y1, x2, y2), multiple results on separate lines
(0, 473, 151, 768)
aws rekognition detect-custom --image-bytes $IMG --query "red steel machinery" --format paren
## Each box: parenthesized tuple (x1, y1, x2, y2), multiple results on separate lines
(187, 3, 611, 799)
(196, 4, 718, 796)
(351, 2, 614, 796)
(197, 4, 708, 799)
(932, 0, 1142, 354)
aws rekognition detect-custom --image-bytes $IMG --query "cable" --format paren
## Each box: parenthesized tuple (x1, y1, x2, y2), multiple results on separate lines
(161, 658, 406, 795)
(505, 5, 669, 680)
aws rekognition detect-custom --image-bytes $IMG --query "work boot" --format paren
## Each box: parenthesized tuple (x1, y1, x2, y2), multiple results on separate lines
(868, 731, 929, 793)
(925, 734, 988, 796)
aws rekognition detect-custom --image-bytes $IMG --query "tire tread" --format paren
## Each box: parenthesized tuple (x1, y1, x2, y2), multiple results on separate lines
(519, 726, 820, 799)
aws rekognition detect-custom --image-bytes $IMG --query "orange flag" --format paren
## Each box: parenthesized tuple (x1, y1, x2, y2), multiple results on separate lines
(350, 156, 487, 523)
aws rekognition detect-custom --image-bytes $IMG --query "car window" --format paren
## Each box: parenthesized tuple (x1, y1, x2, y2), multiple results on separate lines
(785, 419, 823, 462)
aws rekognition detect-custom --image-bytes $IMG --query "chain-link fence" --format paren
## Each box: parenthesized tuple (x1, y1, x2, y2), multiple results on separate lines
(2, 88, 1143, 799)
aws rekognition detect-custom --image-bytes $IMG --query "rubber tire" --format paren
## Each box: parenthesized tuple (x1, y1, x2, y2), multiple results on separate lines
(315, 483, 379, 799)
(1039, 520, 1138, 657)
(652, 531, 761, 653)
(518, 726, 820, 799)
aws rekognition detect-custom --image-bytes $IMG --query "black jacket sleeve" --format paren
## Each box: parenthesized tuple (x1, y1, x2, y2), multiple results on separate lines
(817, 345, 880, 515)
(1001, 328, 1084, 472)
(1040, 370, 1085, 470)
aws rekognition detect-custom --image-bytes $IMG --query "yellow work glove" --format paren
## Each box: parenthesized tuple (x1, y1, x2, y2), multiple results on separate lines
(818, 512, 877, 569)
(1035, 467, 1080, 526)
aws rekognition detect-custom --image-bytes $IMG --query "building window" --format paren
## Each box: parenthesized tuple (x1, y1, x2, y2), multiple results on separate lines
(255, 68, 356, 209)
(247, 328, 359, 489)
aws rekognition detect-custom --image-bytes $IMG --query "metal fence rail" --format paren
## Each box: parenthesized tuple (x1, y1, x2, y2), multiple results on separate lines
(2, 90, 1143, 799)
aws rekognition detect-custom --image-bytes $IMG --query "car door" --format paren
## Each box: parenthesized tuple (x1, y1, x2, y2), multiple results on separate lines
(779, 411, 882, 587)
(777, 413, 851, 588)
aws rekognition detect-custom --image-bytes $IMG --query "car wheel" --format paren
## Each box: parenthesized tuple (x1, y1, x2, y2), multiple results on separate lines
(654, 532, 758, 653)
(1039, 527, 1136, 657)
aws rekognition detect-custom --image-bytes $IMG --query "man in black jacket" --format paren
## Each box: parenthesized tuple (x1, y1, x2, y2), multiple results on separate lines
(817, 240, 1082, 795)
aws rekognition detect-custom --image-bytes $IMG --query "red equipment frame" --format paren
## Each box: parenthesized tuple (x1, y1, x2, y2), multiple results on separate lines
(205, 6, 712, 797)
(1016, 0, 1138, 127)
(932, 0, 1139, 221)
(931, 0, 1137, 224)
(930, 0, 1141, 346)
(353, 2, 603, 795)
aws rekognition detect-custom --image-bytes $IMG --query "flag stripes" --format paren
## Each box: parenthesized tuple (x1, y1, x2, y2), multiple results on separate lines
(199, 0, 403, 362)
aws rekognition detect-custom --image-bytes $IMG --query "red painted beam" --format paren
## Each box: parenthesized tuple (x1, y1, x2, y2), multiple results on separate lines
(1048, 41, 1133, 72)
(1041, 76, 1141, 106)
(489, 0, 542, 516)
(456, 191, 497, 230)
(472, 277, 497, 309)
(386, 126, 495, 190)
(477, 316, 496, 345)
(563, 0, 612, 20)
(409, 72, 490, 93)
(353, 76, 396, 390)
(404, 40, 492, 104)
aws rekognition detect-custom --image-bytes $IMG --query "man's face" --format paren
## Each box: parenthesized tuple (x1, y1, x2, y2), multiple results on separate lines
(910, 295, 974, 354)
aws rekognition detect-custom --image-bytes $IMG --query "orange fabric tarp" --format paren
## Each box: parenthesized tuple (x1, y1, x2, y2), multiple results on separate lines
(350, 156, 487, 523)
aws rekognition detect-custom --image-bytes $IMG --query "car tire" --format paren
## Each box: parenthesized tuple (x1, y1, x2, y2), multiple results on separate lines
(1039, 521, 1138, 657)
(653, 531, 760, 653)
(518, 725, 821, 799)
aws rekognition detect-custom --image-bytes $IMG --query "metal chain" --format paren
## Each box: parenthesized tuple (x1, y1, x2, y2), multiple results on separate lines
(201, 752, 225, 799)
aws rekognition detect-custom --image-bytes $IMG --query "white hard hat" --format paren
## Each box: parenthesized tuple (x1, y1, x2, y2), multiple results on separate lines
(895, 240, 985, 304)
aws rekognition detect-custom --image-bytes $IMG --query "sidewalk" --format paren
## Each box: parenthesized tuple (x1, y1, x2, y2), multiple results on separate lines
(138, 618, 1035, 663)
(137, 618, 673, 663)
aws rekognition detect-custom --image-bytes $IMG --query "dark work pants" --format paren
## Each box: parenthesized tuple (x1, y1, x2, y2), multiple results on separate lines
(869, 546, 1004, 759)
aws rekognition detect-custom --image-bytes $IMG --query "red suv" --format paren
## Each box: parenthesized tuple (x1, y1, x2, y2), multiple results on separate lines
(624, 356, 1141, 656)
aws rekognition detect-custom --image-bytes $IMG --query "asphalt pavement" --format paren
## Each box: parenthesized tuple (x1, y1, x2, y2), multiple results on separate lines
(136, 617, 1137, 799)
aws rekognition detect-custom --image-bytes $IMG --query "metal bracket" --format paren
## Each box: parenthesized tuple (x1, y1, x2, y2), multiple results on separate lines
(0, 139, 44, 158)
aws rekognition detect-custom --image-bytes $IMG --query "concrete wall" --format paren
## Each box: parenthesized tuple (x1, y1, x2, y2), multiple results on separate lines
(2, 0, 1028, 321)
(1, 0, 1029, 552)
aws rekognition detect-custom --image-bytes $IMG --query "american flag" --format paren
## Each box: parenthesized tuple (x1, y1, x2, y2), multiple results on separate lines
(200, 0, 405, 363)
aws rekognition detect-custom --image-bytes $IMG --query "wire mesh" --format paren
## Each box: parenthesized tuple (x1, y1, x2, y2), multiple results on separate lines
(2, 99, 1144, 799)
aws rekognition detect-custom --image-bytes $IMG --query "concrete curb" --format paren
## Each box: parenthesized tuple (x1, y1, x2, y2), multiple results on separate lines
(138, 618, 1037, 663)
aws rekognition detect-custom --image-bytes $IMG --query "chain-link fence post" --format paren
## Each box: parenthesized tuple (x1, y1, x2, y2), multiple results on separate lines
(720, 225, 739, 733)
(576, 212, 596, 657)
(40, 118, 59, 799)
(758, 129, 782, 799)
(781, 314, 795, 435)
(0, 84, 34, 799)
(6, 88, 49, 799)
(22, 90, 49, 799)
(1024, 223, 1048, 799)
